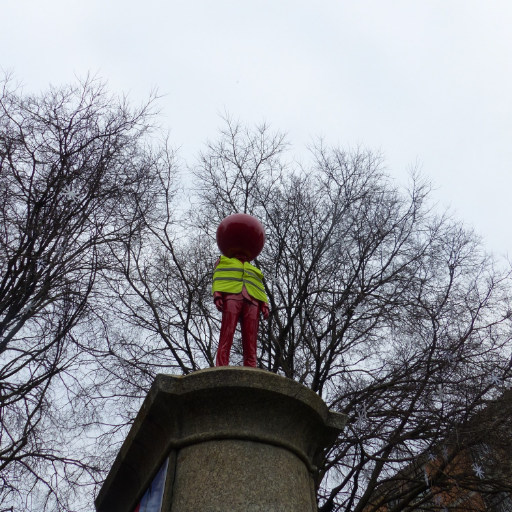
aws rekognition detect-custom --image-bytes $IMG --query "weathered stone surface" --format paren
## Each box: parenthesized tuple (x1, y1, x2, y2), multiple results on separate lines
(95, 366, 347, 512)
(171, 440, 315, 512)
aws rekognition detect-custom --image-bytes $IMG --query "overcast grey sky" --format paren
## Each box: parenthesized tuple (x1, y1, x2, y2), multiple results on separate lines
(2, 0, 511, 256)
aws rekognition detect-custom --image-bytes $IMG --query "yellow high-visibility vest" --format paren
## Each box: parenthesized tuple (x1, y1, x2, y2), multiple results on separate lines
(212, 256, 268, 303)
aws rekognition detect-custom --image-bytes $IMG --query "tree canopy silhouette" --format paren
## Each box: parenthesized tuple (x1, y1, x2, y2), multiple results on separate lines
(1, 77, 511, 511)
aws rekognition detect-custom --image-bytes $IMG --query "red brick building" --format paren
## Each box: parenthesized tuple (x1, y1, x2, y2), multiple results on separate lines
(363, 392, 512, 512)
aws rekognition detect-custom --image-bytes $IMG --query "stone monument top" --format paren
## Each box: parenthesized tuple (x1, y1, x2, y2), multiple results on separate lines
(95, 366, 347, 512)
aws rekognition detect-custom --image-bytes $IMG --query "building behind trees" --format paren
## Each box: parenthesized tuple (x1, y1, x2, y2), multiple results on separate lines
(364, 390, 512, 512)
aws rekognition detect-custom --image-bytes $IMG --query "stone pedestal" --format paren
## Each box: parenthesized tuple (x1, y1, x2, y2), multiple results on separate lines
(95, 367, 346, 512)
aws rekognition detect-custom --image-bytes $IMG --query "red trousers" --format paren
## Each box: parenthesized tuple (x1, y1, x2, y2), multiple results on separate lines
(216, 298, 260, 367)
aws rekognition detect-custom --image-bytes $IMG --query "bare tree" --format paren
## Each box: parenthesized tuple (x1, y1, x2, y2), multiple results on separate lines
(188, 118, 512, 511)
(97, 116, 512, 510)
(0, 74, 161, 511)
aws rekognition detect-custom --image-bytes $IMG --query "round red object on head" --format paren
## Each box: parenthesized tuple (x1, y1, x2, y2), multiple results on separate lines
(216, 213, 265, 261)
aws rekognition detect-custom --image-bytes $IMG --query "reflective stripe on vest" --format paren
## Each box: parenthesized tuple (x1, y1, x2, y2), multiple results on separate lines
(212, 256, 268, 302)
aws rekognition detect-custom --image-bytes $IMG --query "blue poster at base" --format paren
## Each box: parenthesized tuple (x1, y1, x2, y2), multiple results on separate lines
(133, 458, 169, 512)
